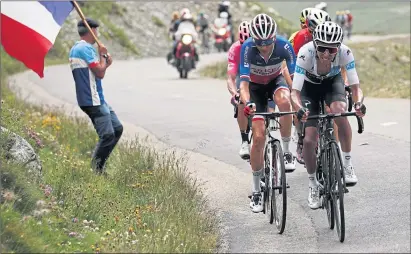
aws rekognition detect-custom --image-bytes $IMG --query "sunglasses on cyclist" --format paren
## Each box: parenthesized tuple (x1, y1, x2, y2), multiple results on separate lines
(316, 45, 339, 54)
(253, 37, 275, 47)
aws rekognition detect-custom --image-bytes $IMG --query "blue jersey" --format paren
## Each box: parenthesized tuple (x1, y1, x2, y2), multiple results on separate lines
(239, 36, 296, 85)
(69, 40, 104, 107)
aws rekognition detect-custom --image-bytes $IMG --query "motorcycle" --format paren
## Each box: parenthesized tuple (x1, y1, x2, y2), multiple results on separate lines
(213, 24, 231, 52)
(175, 33, 196, 79)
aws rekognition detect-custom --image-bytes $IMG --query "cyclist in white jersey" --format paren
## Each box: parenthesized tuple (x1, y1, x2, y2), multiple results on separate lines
(290, 22, 366, 209)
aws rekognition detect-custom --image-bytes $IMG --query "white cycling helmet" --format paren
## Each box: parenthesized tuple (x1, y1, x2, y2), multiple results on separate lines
(238, 20, 251, 43)
(300, 8, 313, 25)
(313, 21, 344, 46)
(250, 13, 277, 40)
(222, 1, 230, 7)
(306, 9, 331, 32)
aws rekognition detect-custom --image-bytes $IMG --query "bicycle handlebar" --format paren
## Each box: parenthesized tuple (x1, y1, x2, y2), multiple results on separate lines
(253, 111, 297, 119)
(301, 111, 364, 138)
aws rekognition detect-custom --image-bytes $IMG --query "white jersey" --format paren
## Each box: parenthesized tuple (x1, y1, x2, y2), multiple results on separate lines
(292, 41, 359, 91)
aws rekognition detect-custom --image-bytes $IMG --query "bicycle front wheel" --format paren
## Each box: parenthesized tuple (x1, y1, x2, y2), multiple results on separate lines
(272, 140, 287, 234)
(322, 146, 335, 230)
(330, 142, 345, 242)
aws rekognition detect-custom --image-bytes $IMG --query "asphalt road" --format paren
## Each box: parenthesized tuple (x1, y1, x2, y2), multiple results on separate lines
(9, 35, 410, 253)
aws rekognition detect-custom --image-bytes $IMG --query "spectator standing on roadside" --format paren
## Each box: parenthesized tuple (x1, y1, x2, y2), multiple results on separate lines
(69, 18, 123, 175)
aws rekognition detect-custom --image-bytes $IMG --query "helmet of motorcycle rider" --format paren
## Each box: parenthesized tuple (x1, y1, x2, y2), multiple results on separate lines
(250, 13, 277, 46)
(313, 21, 344, 52)
(182, 12, 193, 21)
(300, 8, 313, 27)
(219, 11, 229, 19)
(222, 1, 230, 7)
(238, 20, 251, 44)
(180, 8, 190, 17)
(306, 8, 331, 33)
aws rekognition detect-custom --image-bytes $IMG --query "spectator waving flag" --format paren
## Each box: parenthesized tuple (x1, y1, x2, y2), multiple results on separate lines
(1, 1, 74, 78)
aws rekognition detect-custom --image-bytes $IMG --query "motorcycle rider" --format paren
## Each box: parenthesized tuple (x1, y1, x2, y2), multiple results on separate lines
(169, 11, 180, 41)
(218, 1, 234, 43)
(197, 12, 210, 48)
(167, 11, 199, 66)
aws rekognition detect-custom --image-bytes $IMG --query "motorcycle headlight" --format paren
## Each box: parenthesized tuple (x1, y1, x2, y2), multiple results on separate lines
(218, 28, 226, 36)
(182, 34, 193, 45)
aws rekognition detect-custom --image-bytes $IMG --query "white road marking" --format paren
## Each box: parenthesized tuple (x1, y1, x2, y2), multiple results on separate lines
(380, 122, 398, 126)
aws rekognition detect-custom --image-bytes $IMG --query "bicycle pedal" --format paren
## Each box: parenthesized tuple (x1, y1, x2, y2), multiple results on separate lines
(344, 187, 349, 193)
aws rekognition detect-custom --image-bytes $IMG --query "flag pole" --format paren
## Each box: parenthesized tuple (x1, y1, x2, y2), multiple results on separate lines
(71, 1, 102, 47)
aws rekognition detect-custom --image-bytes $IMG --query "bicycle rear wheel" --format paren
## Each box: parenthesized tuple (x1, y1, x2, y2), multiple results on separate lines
(272, 140, 287, 234)
(330, 142, 345, 242)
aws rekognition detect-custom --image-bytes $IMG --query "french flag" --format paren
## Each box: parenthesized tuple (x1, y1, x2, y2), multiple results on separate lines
(1, 1, 74, 78)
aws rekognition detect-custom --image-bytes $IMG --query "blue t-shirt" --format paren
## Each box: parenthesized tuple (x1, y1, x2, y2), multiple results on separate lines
(69, 40, 104, 106)
(239, 36, 296, 85)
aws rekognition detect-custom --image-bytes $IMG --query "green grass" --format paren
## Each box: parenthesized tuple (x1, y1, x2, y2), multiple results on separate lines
(0, 49, 217, 252)
(152, 15, 165, 28)
(348, 37, 410, 98)
(246, 1, 297, 35)
(72, 2, 139, 56)
(199, 37, 410, 98)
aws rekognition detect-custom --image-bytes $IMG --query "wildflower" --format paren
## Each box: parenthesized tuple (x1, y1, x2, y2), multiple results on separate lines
(2, 191, 15, 202)
(72, 218, 78, 223)
(69, 232, 77, 237)
(128, 227, 134, 233)
(104, 230, 111, 236)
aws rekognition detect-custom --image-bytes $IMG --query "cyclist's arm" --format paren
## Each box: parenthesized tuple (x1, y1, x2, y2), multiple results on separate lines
(290, 48, 307, 110)
(293, 32, 304, 56)
(282, 61, 292, 88)
(290, 65, 306, 111)
(283, 39, 296, 80)
(341, 67, 349, 85)
(239, 42, 252, 104)
(82, 45, 108, 79)
(342, 46, 363, 104)
(226, 70, 237, 96)
(227, 45, 239, 96)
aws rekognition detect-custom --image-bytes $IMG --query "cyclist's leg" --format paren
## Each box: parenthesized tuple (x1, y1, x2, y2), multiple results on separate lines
(249, 82, 267, 212)
(267, 98, 275, 113)
(301, 80, 322, 209)
(326, 74, 357, 184)
(326, 74, 351, 153)
(272, 76, 293, 151)
(325, 105, 340, 143)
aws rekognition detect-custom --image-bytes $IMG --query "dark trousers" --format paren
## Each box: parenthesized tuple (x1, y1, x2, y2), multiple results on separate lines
(80, 102, 123, 173)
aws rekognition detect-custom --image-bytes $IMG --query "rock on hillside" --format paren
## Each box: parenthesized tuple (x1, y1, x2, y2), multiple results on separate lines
(52, 1, 295, 60)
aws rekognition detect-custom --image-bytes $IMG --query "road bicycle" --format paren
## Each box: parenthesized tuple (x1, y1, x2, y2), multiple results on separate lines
(301, 99, 364, 242)
(248, 110, 296, 234)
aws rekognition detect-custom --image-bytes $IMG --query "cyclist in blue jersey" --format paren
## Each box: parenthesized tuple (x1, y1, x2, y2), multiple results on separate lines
(239, 13, 297, 213)
(69, 18, 123, 175)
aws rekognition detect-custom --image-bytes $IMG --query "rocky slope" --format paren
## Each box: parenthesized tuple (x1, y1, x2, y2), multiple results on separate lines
(50, 1, 296, 60)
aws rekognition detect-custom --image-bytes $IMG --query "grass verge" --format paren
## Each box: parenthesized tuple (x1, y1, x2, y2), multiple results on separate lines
(199, 37, 410, 98)
(1, 50, 217, 252)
